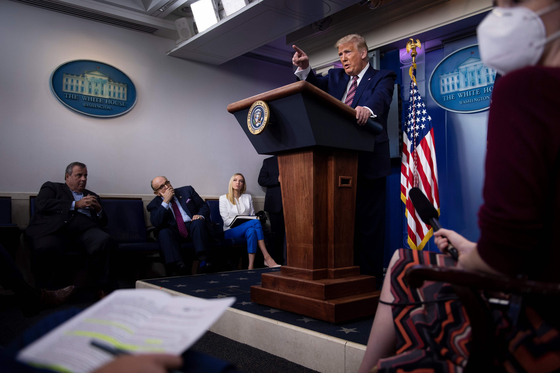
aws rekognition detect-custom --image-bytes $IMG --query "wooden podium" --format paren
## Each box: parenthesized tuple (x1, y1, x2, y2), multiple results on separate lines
(227, 81, 381, 323)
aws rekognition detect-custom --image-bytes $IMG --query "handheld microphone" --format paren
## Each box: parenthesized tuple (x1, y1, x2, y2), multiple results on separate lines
(364, 118, 383, 135)
(409, 187, 459, 261)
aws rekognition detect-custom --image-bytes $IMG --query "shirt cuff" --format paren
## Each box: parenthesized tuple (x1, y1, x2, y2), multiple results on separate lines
(161, 201, 170, 209)
(363, 107, 377, 118)
(294, 66, 311, 81)
(70, 201, 75, 210)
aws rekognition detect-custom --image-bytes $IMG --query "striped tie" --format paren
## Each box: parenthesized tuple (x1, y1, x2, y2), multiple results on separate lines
(344, 75, 359, 106)
(171, 200, 189, 238)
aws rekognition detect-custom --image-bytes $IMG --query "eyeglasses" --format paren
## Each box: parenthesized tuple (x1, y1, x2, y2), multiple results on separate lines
(154, 180, 171, 192)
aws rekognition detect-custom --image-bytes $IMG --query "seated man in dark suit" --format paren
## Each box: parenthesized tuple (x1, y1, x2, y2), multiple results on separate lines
(26, 162, 114, 297)
(147, 176, 213, 275)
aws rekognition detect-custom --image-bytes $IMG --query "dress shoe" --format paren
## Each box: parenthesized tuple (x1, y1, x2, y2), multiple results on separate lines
(264, 260, 281, 268)
(177, 263, 190, 276)
(166, 261, 189, 276)
(39, 285, 76, 308)
(197, 260, 216, 274)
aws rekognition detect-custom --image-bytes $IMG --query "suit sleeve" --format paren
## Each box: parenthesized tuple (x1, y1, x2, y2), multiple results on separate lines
(219, 196, 235, 228)
(91, 193, 108, 227)
(363, 70, 396, 119)
(189, 187, 209, 219)
(35, 182, 73, 215)
(147, 197, 172, 228)
(258, 159, 279, 188)
(305, 70, 330, 92)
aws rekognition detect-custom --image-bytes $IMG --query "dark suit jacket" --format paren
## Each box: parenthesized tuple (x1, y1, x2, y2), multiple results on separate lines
(147, 186, 210, 231)
(258, 156, 282, 213)
(26, 182, 108, 239)
(306, 66, 396, 179)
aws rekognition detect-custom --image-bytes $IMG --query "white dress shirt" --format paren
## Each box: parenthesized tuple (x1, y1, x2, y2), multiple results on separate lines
(219, 194, 254, 231)
(161, 196, 192, 223)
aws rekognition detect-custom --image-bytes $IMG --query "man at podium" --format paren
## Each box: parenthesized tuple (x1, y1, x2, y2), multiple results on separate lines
(292, 34, 396, 282)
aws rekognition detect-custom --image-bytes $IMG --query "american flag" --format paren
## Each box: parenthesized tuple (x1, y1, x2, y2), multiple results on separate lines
(401, 67, 440, 250)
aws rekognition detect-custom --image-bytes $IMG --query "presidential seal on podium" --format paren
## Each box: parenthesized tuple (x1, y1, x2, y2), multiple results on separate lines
(247, 100, 269, 135)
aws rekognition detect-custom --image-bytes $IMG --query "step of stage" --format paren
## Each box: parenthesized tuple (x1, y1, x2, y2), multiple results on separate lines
(136, 268, 371, 373)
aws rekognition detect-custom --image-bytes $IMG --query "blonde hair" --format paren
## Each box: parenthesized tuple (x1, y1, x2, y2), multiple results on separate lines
(226, 173, 246, 205)
(335, 34, 368, 55)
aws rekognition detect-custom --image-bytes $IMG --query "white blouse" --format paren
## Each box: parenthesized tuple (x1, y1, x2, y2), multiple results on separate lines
(219, 193, 255, 231)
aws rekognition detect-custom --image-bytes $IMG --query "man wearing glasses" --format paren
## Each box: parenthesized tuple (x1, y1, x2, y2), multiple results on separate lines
(148, 176, 212, 275)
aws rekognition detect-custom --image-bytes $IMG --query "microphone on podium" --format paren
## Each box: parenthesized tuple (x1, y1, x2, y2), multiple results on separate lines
(409, 187, 459, 261)
(364, 118, 383, 135)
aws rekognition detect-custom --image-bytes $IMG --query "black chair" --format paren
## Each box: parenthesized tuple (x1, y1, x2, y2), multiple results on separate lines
(28, 197, 161, 286)
(206, 200, 248, 270)
(0, 197, 21, 259)
(27, 196, 87, 288)
(406, 265, 560, 372)
(101, 199, 163, 281)
(0, 197, 13, 225)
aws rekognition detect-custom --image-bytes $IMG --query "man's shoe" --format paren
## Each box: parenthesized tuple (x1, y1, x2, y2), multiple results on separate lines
(166, 261, 189, 276)
(196, 260, 207, 274)
(177, 263, 190, 276)
(39, 285, 76, 308)
(197, 261, 217, 274)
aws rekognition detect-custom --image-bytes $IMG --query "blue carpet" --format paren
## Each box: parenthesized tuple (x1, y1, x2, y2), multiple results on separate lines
(141, 268, 374, 346)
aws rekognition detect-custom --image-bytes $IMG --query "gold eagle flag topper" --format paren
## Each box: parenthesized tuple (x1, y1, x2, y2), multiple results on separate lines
(406, 38, 421, 84)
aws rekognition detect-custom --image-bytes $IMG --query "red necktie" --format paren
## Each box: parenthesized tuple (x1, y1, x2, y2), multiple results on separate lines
(344, 75, 359, 106)
(170, 200, 189, 238)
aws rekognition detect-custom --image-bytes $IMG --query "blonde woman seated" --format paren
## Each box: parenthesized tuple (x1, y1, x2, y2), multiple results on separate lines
(219, 173, 280, 270)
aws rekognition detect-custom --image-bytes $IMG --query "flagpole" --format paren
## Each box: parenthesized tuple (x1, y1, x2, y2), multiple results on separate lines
(401, 38, 440, 251)
(407, 38, 421, 188)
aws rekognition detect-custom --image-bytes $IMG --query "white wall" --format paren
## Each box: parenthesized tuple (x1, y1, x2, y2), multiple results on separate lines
(0, 0, 294, 198)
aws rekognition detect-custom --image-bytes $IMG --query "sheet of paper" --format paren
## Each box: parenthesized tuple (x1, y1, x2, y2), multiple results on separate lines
(17, 289, 235, 373)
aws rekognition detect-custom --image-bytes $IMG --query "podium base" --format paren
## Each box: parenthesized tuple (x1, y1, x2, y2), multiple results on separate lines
(251, 270, 380, 323)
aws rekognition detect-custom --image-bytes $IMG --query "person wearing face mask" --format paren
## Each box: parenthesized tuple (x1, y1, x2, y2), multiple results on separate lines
(357, 1, 560, 372)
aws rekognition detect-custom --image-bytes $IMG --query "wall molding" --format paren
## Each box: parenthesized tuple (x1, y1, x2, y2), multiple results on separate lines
(0, 192, 264, 228)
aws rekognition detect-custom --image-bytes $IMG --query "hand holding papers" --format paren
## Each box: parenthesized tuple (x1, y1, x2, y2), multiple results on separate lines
(18, 289, 235, 373)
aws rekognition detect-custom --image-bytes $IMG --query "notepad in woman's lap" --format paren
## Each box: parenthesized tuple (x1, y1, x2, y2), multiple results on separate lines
(229, 215, 257, 228)
(17, 289, 235, 373)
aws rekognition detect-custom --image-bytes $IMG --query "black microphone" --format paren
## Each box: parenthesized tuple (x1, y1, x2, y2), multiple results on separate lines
(409, 187, 459, 260)
(364, 118, 383, 135)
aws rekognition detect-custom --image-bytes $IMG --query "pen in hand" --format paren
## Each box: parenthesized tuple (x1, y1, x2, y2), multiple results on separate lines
(91, 339, 130, 357)
(90, 340, 184, 373)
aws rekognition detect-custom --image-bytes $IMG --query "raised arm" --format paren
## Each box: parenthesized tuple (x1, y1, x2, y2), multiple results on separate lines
(147, 197, 172, 228)
(292, 45, 309, 70)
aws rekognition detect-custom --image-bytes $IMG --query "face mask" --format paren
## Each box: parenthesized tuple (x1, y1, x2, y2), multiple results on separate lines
(477, 2, 560, 75)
